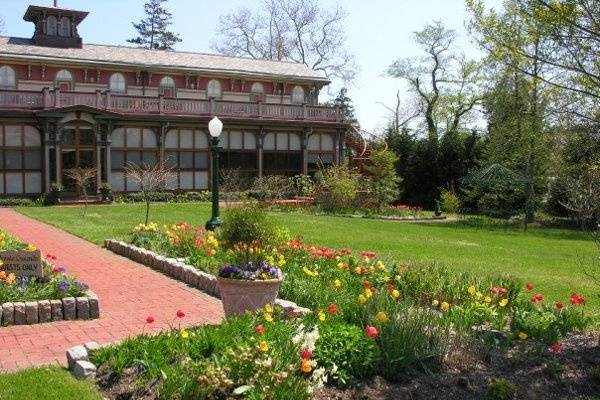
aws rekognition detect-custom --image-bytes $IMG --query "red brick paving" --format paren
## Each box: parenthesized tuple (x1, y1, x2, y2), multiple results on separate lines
(0, 208, 224, 372)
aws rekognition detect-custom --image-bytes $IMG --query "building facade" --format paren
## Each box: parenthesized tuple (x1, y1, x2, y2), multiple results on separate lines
(0, 5, 347, 197)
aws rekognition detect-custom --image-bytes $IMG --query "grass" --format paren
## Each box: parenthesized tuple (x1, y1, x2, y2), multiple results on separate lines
(0, 366, 102, 400)
(16, 203, 600, 314)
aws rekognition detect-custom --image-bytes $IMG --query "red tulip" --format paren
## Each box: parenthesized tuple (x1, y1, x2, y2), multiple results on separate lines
(570, 293, 586, 306)
(301, 348, 312, 360)
(146, 316, 155, 324)
(255, 324, 265, 335)
(498, 288, 508, 296)
(490, 287, 500, 295)
(526, 283, 534, 291)
(555, 302, 564, 310)
(365, 325, 378, 338)
(327, 303, 338, 315)
(176, 309, 186, 318)
(362, 280, 371, 288)
(530, 294, 544, 303)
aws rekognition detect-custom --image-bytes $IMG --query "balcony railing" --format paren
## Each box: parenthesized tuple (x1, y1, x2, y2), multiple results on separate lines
(0, 89, 343, 123)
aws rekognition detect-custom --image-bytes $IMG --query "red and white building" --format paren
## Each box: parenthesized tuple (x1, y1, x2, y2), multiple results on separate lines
(0, 4, 348, 197)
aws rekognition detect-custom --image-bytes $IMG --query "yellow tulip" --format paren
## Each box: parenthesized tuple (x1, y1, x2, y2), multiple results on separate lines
(180, 329, 189, 339)
(317, 311, 326, 321)
(391, 289, 400, 299)
(264, 313, 273, 323)
(484, 296, 492, 304)
(263, 304, 273, 313)
(518, 332, 528, 341)
(258, 341, 269, 352)
(375, 311, 388, 323)
(333, 279, 342, 289)
(499, 298, 509, 307)
(358, 294, 367, 304)
(468, 286, 477, 296)
(431, 299, 439, 307)
(440, 302, 450, 312)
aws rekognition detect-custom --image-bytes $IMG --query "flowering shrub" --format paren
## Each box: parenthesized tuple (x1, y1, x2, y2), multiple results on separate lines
(218, 262, 282, 281)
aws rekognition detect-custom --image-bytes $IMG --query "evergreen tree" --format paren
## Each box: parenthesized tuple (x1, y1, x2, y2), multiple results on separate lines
(128, 0, 182, 50)
(332, 88, 359, 127)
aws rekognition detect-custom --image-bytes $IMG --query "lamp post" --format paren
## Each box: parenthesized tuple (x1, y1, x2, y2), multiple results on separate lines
(206, 116, 223, 230)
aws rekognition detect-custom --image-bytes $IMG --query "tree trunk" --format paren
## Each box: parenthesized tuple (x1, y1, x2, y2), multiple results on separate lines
(145, 198, 150, 225)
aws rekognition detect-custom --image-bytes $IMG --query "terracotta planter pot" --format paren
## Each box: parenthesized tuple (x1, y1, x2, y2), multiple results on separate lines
(217, 277, 282, 317)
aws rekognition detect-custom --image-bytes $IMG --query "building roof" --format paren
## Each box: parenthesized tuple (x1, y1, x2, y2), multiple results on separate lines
(23, 5, 89, 24)
(0, 36, 330, 84)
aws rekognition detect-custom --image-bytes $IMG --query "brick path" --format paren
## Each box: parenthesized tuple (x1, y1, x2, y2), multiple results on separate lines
(0, 208, 223, 372)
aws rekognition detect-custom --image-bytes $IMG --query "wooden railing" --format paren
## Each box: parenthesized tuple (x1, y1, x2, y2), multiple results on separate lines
(0, 89, 343, 123)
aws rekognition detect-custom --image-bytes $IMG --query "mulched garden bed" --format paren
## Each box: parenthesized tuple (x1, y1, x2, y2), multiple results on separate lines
(315, 332, 600, 400)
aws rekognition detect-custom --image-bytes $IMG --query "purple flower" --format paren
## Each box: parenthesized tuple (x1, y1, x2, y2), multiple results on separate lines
(218, 262, 281, 281)
(57, 280, 70, 292)
(76, 281, 89, 290)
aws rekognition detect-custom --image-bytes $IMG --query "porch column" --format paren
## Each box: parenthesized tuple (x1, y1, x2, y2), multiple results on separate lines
(55, 129, 62, 185)
(42, 121, 51, 192)
(96, 127, 102, 193)
(257, 128, 264, 178)
(302, 129, 309, 176)
(333, 130, 340, 165)
(105, 120, 113, 188)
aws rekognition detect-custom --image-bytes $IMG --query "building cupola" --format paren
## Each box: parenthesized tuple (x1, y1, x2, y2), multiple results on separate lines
(23, 2, 89, 48)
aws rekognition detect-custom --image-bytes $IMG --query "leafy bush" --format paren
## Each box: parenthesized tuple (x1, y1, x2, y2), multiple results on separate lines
(247, 175, 295, 200)
(314, 322, 380, 386)
(485, 378, 517, 400)
(293, 175, 315, 197)
(218, 201, 285, 249)
(439, 188, 461, 214)
(315, 164, 360, 210)
(0, 198, 35, 207)
(363, 148, 402, 208)
(114, 191, 175, 203)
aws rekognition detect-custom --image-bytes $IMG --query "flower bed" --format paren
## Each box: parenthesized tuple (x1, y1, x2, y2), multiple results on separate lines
(0, 230, 99, 325)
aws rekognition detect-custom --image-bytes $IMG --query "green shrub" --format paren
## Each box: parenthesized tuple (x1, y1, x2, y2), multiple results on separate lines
(439, 188, 461, 214)
(218, 201, 284, 249)
(0, 198, 35, 207)
(485, 378, 517, 400)
(293, 174, 315, 197)
(114, 191, 175, 203)
(314, 322, 381, 387)
(363, 148, 402, 208)
(315, 164, 360, 210)
(248, 175, 295, 200)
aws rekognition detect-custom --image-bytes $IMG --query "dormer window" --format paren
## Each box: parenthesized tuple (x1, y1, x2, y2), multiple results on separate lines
(0, 66, 16, 89)
(207, 79, 222, 99)
(160, 76, 176, 98)
(250, 82, 265, 102)
(59, 17, 71, 37)
(46, 16, 57, 35)
(109, 73, 127, 93)
(292, 86, 305, 104)
(55, 69, 73, 91)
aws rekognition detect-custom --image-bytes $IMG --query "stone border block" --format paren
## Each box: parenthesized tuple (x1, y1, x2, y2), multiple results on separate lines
(25, 301, 39, 324)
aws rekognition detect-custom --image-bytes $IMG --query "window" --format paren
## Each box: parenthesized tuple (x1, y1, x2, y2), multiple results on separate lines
(308, 133, 335, 172)
(263, 132, 302, 176)
(46, 16, 57, 35)
(220, 131, 258, 175)
(109, 73, 127, 93)
(207, 79, 222, 98)
(250, 82, 265, 102)
(59, 17, 71, 37)
(164, 129, 209, 190)
(291, 85, 305, 104)
(55, 69, 73, 91)
(109, 128, 159, 192)
(0, 66, 16, 89)
(0, 125, 42, 194)
(159, 76, 176, 97)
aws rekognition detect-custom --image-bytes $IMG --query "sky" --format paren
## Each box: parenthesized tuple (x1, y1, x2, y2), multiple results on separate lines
(1, 0, 499, 133)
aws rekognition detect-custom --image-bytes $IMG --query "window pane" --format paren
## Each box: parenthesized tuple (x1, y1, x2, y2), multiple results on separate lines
(110, 172, 124, 192)
(289, 133, 301, 151)
(180, 130, 193, 148)
(0, 151, 3, 169)
(127, 128, 142, 147)
(321, 134, 334, 151)
(5, 150, 22, 169)
(229, 131, 243, 149)
(308, 134, 320, 151)
(5, 126, 21, 146)
(243, 132, 256, 150)
(242, 152, 257, 169)
(24, 126, 41, 146)
(6, 172, 23, 193)
(142, 129, 157, 148)
(24, 150, 41, 169)
(111, 151, 125, 169)
(194, 152, 208, 169)
(165, 151, 178, 168)
(263, 133, 275, 150)
(165, 130, 178, 148)
(79, 128, 95, 146)
(141, 151, 157, 166)
(61, 128, 76, 145)
(24, 172, 41, 193)
(180, 151, 193, 168)
(126, 177, 140, 192)
(289, 152, 302, 170)
(194, 131, 208, 148)
(111, 128, 125, 147)
(180, 171, 194, 189)
(0, 172, 4, 193)
(321, 153, 334, 164)
(276, 133, 288, 150)
(126, 151, 141, 166)
(194, 171, 208, 189)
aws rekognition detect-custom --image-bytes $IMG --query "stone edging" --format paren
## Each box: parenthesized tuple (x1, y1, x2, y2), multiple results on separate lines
(66, 342, 100, 379)
(104, 240, 310, 318)
(0, 291, 100, 326)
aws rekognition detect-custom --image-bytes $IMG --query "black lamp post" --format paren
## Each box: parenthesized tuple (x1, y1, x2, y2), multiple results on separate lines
(205, 116, 223, 231)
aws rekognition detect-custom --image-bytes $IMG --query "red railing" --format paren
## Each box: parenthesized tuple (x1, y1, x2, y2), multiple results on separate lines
(0, 89, 343, 123)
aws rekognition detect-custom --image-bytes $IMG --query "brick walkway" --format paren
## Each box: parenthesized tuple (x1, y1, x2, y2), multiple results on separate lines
(0, 208, 223, 372)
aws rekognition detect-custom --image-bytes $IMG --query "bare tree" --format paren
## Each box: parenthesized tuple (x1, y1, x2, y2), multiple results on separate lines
(377, 91, 421, 135)
(64, 168, 97, 215)
(212, 0, 357, 84)
(125, 161, 174, 225)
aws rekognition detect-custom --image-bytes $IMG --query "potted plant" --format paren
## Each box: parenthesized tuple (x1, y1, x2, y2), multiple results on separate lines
(99, 182, 112, 201)
(49, 182, 63, 204)
(217, 262, 282, 316)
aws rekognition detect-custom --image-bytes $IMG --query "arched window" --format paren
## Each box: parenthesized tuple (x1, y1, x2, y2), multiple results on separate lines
(46, 16, 57, 35)
(109, 73, 126, 93)
(159, 76, 176, 97)
(250, 82, 265, 101)
(291, 86, 305, 104)
(59, 17, 71, 37)
(307, 133, 335, 172)
(0, 66, 16, 89)
(55, 69, 73, 91)
(207, 79, 222, 98)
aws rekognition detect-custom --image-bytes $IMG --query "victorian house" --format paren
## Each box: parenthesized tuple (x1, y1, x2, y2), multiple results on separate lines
(0, 4, 347, 197)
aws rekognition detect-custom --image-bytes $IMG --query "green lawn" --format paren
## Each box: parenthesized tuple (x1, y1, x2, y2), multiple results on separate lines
(16, 203, 599, 314)
(0, 367, 102, 400)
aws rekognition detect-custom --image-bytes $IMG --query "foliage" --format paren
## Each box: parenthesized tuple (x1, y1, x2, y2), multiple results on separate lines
(485, 378, 517, 400)
(212, 0, 357, 84)
(220, 168, 251, 203)
(313, 322, 380, 386)
(248, 175, 296, 200)
(439, 188, 461, 214)
(292, 175, 315, 197)
(315, 164, 360, 211)
(561, 163, 600, 228)
(331, 87, 359, 126)
(363, 148, 402, 208)
(124, 161, 175, 224)
(114, 191, 175, 203)
(128, 0, 181, 50)
(0, 198, 35, 207)
(218, 201, 284, 250)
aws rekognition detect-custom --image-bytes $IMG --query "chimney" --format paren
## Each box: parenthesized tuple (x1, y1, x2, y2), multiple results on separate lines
(54, 0, 58, 7)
